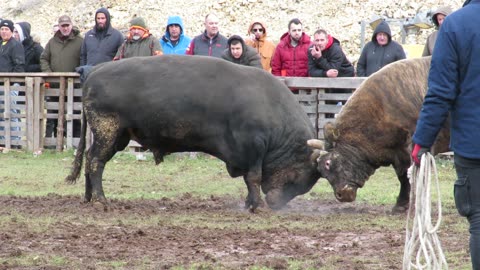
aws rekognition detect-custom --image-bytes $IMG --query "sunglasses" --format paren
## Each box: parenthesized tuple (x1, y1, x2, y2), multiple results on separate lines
(252, 28, 264, 33)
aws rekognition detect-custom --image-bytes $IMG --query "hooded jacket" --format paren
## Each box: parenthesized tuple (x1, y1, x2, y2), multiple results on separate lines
(40, 27, 83, 72)
(244, 21, 276, 72)
(80, 7, 123, 65)
(271, 32, 311, 77)
(413, 0, 480, 158)
(308, 35, 354, 77)
(356, 21, 406, 76)
(15, 22, 44, 72)
(422, 6, 453, 56)
(221, 35, 262, 68)
(160, 16, 191, 55)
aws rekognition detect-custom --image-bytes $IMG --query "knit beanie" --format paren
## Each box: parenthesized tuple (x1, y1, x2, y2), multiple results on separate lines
(130, 17, 147, 29)
(0, 19, 14, 32)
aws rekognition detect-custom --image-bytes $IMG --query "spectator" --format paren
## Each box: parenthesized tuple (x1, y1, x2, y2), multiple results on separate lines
(52, 24, 59, 35)
(412, 1, 480, 268)
(271, 18, 311, 77)
(221, 35, 262, 68)
(185, 13, 228, 57)
(114, 17, 162, 60)
(245, 21, 276, 72)
(0, 19, 25, 72)
(40, 15, 83, 139)
(422, 6, 453, 57)
(80, 7, 123, 66)
(160, 15, 191, 55)
(308, 29, 354, 78)
(14, 22, 43, 72)
(0, 19, 25, 146)
(356, 21, 406, 77)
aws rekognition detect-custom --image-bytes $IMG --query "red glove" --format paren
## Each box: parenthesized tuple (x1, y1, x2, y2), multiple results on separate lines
(411, 144, 430, 166)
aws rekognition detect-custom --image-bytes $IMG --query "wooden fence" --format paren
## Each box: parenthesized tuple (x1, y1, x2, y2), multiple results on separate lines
(0, 73, 365, 151)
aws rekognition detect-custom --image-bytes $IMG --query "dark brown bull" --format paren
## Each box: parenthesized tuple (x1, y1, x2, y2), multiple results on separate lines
(308, 56, 450, 212)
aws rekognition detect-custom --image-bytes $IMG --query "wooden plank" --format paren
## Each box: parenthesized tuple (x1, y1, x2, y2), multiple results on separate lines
(318, 93, 352, 101)
(56, 77, 66, 151)
(283, 77, 366, 89)
(318, 104, 343, 114)
(66, 78, 74, 148)
(295, 94, 317, 102)
(34, 77, 42, 150)
(25, 77, 34, 151)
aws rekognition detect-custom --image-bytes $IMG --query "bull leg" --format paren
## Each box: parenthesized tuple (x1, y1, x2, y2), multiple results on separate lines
(243, 167, 265, 212)
(392, 151, 411, 213)
(84, 114, 129, 205)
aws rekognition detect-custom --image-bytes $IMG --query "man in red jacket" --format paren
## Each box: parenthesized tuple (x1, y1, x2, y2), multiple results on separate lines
(271, 18, 311, 77)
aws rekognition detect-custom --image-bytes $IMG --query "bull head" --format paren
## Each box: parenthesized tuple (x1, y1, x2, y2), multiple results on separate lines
(308, 124, 362, 203)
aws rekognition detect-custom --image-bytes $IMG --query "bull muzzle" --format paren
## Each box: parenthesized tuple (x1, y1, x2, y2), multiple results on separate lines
(335, 184, 357, 202)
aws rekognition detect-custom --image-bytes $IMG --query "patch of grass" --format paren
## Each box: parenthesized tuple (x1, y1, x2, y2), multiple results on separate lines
(0, 253, 74, 268)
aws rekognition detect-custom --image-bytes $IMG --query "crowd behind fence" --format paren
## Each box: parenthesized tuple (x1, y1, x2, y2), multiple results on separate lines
(0, 73, 366, 151)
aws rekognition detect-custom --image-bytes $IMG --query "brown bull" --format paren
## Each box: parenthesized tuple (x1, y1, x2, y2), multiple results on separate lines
(309, 56, 450, 212)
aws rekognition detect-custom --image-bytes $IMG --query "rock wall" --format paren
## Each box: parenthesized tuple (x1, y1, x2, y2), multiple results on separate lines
(2, 0, 464, 63)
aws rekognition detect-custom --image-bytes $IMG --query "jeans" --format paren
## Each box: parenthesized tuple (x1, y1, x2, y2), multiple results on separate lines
(454, 154, 480, 270)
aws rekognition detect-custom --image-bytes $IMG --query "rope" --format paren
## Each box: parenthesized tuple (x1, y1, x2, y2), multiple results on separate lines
(402, 153, 448, 270)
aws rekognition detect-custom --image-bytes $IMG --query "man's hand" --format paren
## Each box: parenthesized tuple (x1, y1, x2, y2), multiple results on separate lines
(411, 144, 430, 166)
(326, 69, 339, 78)
(310, 45, 322, 59)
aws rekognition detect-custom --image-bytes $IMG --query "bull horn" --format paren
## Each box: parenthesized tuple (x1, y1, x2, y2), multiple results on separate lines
(307, 139, 324, 149)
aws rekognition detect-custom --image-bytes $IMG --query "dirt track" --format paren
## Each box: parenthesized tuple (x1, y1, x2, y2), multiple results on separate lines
(0, 195, 470, 269)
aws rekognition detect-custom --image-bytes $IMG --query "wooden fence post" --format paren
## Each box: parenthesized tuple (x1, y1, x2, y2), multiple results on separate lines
(3, 78, 11, 149)
(25, 77, 34, 151)
(34, 77, 43, 151)
(56, 76, 66, 151)
(66, 77, 74, 148)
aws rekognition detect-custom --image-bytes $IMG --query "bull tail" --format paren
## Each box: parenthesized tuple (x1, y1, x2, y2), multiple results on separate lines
(65, 110, 87, 184)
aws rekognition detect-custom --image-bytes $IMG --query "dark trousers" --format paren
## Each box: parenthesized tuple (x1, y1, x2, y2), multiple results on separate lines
(454, 154, 480, 270)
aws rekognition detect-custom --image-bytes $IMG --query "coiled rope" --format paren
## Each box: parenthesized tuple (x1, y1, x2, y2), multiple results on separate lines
(403, 153, 448, 270)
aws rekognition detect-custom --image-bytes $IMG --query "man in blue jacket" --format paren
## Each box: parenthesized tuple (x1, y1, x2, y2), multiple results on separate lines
(160, 15, 191, 55)
(412, 1, 480, 268)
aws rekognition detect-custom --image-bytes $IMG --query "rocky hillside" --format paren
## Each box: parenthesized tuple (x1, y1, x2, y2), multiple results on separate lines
(2, 0, 464, 62)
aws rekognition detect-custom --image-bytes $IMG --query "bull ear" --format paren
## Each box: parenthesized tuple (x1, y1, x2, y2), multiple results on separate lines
(323, 122, 339, 150)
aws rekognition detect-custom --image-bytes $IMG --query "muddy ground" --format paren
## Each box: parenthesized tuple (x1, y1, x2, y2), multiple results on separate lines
(0, 195, 471, 269)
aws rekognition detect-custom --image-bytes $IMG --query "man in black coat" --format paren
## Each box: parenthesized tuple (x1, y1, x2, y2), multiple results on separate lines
(14, 22, 43, 72)
(0, 19, 25, 72)
(308, 29, 354, 77)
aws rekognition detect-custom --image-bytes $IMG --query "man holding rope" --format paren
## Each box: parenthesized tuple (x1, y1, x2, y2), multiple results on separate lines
(412, 0, 480, 268)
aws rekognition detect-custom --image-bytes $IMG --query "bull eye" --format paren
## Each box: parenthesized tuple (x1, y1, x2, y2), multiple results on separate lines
(325, 160, 331, 170)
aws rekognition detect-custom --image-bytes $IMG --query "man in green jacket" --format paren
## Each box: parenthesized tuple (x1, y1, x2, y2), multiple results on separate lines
(40, 15, 83, 140)
(113, 17, 162, 60)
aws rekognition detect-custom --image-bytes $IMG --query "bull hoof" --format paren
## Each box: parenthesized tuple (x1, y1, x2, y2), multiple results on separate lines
(244, 198, 265, 213)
